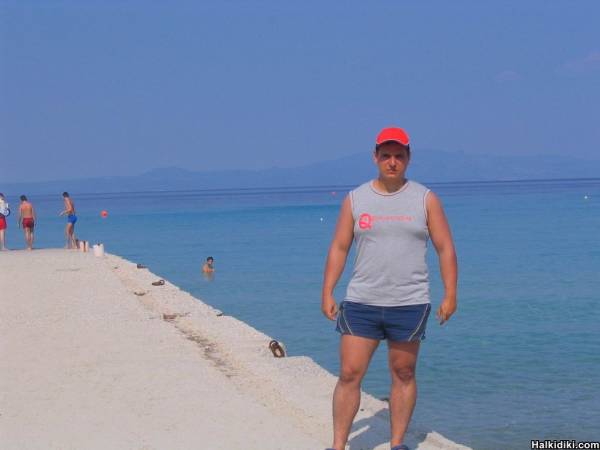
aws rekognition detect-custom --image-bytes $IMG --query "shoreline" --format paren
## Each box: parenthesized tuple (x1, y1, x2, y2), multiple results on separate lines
(0, 248, 470, 449)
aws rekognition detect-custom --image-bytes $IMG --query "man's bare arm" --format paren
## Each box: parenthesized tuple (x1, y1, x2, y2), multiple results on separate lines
(321, 196, 354, 320)
(426, 192, 458, 325)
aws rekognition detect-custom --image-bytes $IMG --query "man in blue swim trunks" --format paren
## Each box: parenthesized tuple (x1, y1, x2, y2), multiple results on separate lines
(321, 127, 458, 450)
(59, 191, 77, 249)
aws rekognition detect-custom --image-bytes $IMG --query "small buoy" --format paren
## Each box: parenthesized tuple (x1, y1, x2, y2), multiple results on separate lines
(584, 195, 589, 200)
(320, 217, 324, 222)
(101, 210, 108, 218)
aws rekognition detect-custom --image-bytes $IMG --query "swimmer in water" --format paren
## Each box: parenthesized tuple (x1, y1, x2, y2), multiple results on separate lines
(59, 192, 77, 249)
(202, 256, 215, 274)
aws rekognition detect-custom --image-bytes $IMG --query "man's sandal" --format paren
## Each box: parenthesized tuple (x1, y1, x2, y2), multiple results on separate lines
(268, 340, 286, 358)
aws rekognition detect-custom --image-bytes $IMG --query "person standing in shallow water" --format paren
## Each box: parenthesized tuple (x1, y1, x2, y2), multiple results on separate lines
(321, 127, 458, 450)
(18, 195, 36, 250)
(59, 192, 77, 249)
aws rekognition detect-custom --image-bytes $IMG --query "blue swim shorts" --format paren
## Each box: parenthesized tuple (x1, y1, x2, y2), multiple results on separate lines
(336, 301, 431, 342)
(67, 214, 77, 224)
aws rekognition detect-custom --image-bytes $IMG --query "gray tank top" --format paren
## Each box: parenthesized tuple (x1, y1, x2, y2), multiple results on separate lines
(345, 180, 431, 307)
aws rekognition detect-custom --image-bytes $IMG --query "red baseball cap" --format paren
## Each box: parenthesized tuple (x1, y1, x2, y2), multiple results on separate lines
(376, 127, 410, 147)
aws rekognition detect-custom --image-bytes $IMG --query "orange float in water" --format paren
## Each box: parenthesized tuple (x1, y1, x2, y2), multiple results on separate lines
(101, 210, 108, 218)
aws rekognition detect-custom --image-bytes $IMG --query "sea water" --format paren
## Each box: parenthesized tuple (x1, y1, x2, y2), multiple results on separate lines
(4, 179, 599, 449)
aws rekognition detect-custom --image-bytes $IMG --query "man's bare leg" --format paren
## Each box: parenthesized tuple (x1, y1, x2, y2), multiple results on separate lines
(26, 228, 34, 250)
(70, 225, 76, 249)
(0, 229, 6, 250)
(24, 228, 32, 250)
(65, 223, 76, 249)
(64, 223, 70, 248)
(388, 340, 420, 447)
(332, 335, 379, 450)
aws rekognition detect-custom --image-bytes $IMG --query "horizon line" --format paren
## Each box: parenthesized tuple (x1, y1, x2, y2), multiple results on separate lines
(2, 176, 599, 199)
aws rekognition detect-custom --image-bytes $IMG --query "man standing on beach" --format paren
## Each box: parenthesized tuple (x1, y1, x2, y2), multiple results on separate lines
(59, 192, 77, 249)
(321, 127, 458, 450)
(18, 195, 36, 250)
(0, 193, 8, 251)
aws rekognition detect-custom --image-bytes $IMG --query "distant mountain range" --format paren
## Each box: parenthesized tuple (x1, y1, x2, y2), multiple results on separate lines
(3, 149, 600, 195)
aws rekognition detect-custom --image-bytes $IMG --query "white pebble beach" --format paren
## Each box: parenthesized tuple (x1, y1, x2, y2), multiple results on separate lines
(0, 249, 470, 450)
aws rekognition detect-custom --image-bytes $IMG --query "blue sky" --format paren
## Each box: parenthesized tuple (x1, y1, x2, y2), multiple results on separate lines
(1, 1, 599, 183)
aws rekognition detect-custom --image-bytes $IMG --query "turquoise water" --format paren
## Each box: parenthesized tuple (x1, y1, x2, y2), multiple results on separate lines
(3, 179, 599, 449)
